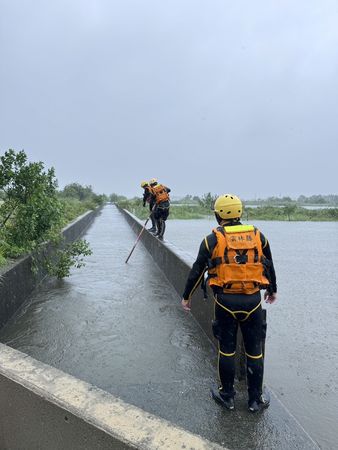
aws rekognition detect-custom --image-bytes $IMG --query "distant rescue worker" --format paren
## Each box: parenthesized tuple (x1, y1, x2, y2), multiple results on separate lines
(148, 178, 171, 240)
(141, 181, 156, 233)
(181, 194, 277, 412)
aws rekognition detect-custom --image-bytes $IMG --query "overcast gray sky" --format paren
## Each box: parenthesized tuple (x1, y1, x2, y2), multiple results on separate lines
(1, 0, 337, 199)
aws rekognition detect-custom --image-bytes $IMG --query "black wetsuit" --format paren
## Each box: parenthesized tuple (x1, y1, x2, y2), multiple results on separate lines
(142, 187, 155, 209)
(142, 187, 156, 228)
(150, 184, 171, 238)
(182, 220, 277, 402)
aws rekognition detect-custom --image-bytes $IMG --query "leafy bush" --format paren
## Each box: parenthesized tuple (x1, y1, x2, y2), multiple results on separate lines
(45, 239, 92, 279)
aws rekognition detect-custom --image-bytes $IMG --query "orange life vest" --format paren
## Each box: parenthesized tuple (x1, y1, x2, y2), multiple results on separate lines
(151, 184, 170, 204)
(208, 225, 270, 295)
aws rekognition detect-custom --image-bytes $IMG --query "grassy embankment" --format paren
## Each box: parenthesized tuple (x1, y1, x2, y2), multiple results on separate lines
(60, 197, 100, 225)
(117, 199, 211, 220)
(117, 199, 338, 222)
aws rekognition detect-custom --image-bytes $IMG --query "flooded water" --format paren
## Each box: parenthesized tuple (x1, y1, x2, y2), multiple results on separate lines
(0, 205, 319, 450)
(165, 218, 338, 450)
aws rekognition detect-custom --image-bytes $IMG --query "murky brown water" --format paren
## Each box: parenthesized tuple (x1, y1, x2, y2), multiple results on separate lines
(165, 218, 338, 450)
(0, 207, 322, 449)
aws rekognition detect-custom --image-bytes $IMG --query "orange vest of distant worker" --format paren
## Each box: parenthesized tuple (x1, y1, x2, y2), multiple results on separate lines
(151, 184, 170, 204)
(208, 225, 270, 295)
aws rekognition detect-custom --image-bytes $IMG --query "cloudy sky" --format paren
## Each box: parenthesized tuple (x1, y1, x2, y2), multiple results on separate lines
(1, 0, 337, 199)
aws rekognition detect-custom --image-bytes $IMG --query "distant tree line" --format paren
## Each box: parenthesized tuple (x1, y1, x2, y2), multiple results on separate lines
(245, 194, 338, 206)
(113, 191, 338, 222)
(148, 193, 338, 207)
(110, 193, 127, 203)
(59, 182, 107, 209)
(110, 192, 338, 209)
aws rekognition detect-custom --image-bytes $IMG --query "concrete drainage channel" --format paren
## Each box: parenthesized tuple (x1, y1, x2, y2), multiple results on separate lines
(0, 207, 226, 450)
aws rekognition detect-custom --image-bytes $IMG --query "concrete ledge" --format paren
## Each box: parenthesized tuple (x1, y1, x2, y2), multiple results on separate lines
(0, 343, 225, 450)
(0, 208, 100, 329)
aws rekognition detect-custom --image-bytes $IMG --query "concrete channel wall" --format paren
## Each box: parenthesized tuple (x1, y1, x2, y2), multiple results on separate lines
(0, 208, 99, 329)
(0, 344, 226, 450)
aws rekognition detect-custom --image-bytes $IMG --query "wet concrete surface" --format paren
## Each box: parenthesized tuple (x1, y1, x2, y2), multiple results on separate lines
(0, 205, 319, 449)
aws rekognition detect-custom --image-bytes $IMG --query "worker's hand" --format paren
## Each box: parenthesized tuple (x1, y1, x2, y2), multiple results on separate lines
(181, 298, 191, 312)
(264, 291, 277, 304)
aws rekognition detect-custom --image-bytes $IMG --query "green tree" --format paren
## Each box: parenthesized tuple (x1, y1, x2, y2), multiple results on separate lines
(282, 204, 297, 221)
(0, 149, 92, 277)
(0, 149, 61, 250)
(110, 193, 127, 203)
(198, 192, 218, 210)
(60, 183, 94, 201)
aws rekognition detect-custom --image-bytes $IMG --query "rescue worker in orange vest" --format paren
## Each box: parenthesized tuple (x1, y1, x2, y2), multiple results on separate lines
(141, 181, 156, 233)
(149, 178, 171, 240)
(181, 194, 277, 412)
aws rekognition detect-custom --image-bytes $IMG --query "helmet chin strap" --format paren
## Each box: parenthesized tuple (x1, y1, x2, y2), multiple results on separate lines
(215, 213, 241, 225)
(220, 217, 241, 226)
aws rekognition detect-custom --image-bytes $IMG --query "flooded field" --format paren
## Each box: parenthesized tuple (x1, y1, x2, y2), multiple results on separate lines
(165, 218, 338, 450)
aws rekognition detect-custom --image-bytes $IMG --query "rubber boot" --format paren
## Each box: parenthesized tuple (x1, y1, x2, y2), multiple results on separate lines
(157, 221, 166, 240)
(248, 388, 270, 413)
(148, 215, 156, 233)
(154, 220, 161, 236)
(210, 386, 235, 410)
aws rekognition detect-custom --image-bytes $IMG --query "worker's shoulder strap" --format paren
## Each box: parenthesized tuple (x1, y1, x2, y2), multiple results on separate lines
(204, 232, 218, 254)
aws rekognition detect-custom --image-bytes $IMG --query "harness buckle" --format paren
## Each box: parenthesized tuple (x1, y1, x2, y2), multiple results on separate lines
(234, 254, 248, 264)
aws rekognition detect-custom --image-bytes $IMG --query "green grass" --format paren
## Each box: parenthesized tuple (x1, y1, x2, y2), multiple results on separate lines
(243, 206, 338, 221)
(60, 198, 98, 225)
(117, 199, 212, 220)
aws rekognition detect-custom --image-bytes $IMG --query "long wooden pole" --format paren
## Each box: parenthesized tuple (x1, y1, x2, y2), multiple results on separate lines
(125, 215, 151, 263)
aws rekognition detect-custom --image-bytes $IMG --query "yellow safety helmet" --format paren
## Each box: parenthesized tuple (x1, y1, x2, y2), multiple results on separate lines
(149, 178, 158, 185)
(214, 194, 242, 219)
(141, 181, 149, 188)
